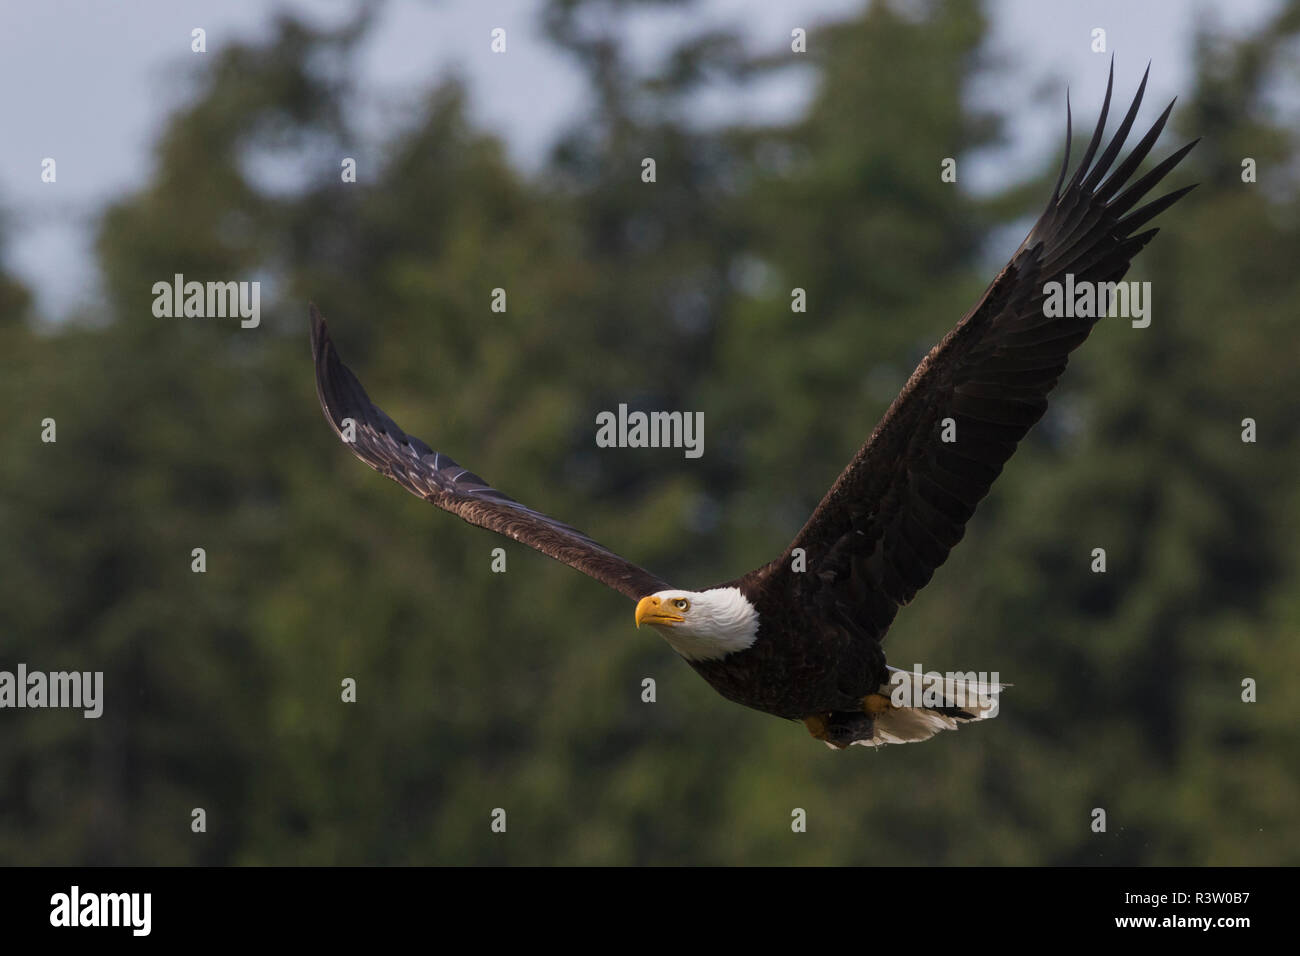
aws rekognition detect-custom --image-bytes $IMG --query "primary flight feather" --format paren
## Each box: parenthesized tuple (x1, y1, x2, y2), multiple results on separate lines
(312, 65, 1196, 749)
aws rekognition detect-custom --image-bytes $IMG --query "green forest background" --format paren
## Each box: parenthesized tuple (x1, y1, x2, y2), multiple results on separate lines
(1, 0, 1296, 865)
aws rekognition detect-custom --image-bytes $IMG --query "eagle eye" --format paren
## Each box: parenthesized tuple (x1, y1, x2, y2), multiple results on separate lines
(673, 599, 689, 610)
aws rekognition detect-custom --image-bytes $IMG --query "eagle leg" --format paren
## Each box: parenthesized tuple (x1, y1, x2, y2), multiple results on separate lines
(806, 712, 874, 749)
(862, 693, 893, 716)
(802, 714, 833, 741)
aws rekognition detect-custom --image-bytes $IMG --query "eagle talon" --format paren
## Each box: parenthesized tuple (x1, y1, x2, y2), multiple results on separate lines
(803, 714, 832, 741)
(863, 693, 892, 716)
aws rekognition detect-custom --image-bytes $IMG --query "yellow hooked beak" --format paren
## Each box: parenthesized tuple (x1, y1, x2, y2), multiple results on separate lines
(635, 595, 685, 629)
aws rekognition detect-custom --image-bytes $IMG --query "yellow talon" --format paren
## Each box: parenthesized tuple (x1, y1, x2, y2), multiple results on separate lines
(803, 714, 831, 740)
(863, 693, 892, 716)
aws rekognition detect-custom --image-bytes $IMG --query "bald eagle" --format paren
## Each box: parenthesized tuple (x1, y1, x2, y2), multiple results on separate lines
(311, 66, 1196, 749)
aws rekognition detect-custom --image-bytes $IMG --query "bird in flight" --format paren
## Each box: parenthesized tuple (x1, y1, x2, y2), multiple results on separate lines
(311, 65, 1196, 749)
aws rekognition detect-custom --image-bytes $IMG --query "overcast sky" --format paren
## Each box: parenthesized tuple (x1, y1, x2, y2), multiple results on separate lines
(0, 0, 1281, 320)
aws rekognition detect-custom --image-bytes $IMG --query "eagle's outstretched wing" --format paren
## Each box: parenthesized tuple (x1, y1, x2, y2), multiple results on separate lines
(751, 64, 1197, 639)
(311, 306, 670, 600)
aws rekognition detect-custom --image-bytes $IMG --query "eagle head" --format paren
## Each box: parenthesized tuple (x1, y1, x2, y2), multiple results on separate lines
(634, 588, 759, 661)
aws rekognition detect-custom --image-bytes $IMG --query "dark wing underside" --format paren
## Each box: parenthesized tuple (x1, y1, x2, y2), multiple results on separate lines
(311, 307, 669, 600)
(745, 64, 1197, 642)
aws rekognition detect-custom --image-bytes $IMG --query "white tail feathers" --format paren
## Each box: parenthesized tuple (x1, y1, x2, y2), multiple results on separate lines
(849, 666, 1007, 749)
